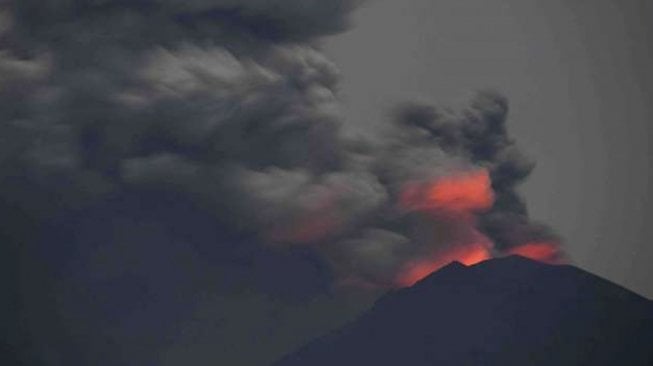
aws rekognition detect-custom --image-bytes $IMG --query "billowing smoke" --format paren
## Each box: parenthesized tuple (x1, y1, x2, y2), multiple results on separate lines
(0, 0, 561, 295)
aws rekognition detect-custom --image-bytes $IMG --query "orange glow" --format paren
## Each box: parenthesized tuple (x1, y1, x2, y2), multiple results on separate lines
(268, 190, 341, 244)
(506, 242, 563, 264)
(269, 214, 340, 244)
(400, 170, 495, 214)
(396, 243, 492, 287)
(283, 218, 334, 243)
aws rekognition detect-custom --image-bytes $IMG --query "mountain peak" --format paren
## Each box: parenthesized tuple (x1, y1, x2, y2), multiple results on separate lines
(275, 258, 653, 366)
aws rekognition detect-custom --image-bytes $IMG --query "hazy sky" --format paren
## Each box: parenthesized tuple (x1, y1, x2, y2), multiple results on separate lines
(326, 0, 653, 297)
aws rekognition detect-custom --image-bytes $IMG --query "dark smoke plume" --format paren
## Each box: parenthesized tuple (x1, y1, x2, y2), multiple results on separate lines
(0, 1, 563, 363)
(0, 0, 560, 288)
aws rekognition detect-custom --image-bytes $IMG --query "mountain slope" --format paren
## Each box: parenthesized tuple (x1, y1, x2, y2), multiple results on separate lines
(274, 256, 653, 366)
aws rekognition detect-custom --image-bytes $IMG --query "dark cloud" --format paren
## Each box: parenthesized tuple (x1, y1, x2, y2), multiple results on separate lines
(0, 4, 555, 275)
(6, 0, 358, 48)
(0, 0, 560, 364)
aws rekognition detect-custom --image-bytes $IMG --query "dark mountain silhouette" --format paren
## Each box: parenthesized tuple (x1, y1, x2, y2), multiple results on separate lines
(274, 256, 653, 366)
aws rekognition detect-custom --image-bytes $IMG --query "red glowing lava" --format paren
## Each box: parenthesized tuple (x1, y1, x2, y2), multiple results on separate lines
(400, 170, 495, 214)
(506, 242, 563, 264)
(396, 243, 492, 287)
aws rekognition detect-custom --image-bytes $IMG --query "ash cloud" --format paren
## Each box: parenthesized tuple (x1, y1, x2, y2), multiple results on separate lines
(0, 0, 559, 285)
(391, 92, 560, 252)
(0, 0, 561, 363)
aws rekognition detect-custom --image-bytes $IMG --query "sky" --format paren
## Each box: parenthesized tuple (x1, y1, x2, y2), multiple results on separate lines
(0, 1, 651, 365)
(325, 0, 653, 298)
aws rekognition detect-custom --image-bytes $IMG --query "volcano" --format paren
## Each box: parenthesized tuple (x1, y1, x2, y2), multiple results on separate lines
(274, 256, 653, 366)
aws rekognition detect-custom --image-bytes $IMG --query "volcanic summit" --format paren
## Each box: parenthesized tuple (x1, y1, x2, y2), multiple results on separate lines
(275, 256, 653, 366)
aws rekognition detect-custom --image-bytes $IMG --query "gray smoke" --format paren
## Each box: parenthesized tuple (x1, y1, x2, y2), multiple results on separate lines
(0, 0, 559, 290)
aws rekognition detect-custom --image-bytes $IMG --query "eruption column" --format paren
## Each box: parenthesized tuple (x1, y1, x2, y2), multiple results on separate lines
(394, 169, 496, 287)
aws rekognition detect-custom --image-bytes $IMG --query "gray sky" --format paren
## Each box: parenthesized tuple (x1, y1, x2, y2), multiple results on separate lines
(325, 0, 653, 297)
